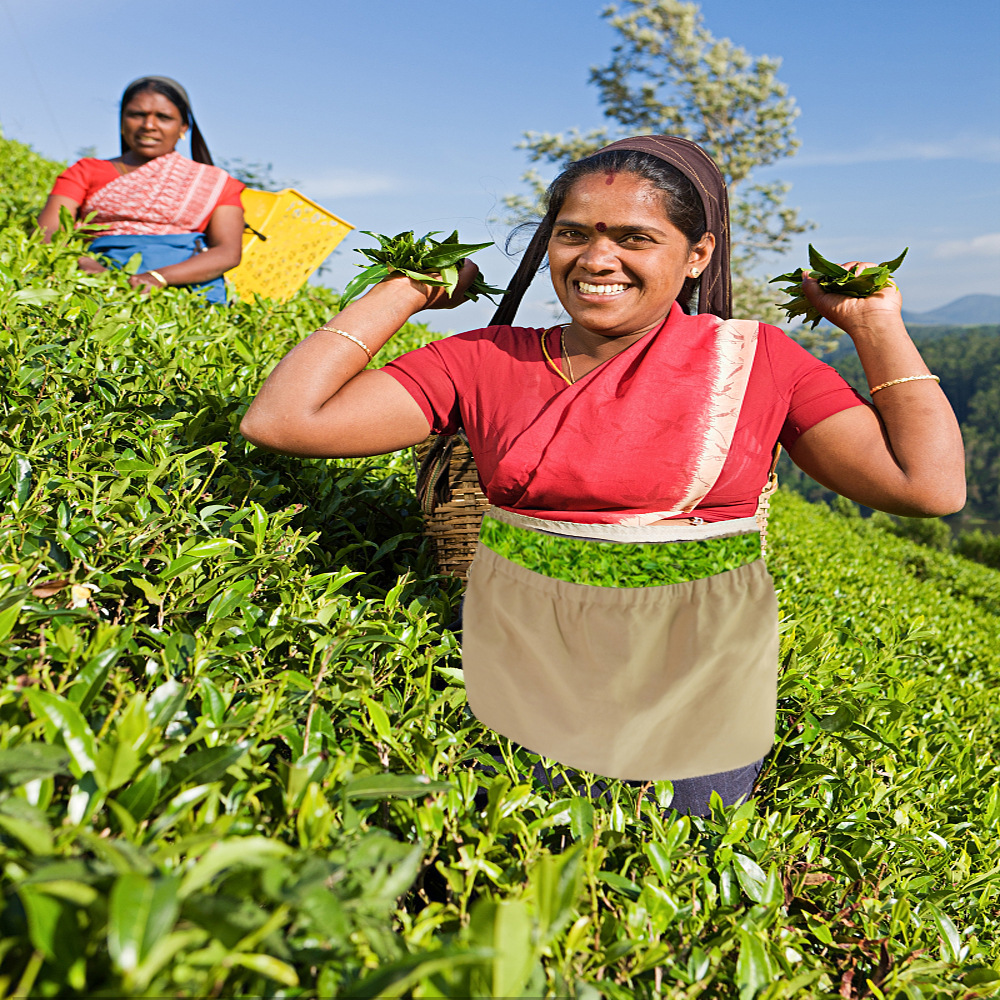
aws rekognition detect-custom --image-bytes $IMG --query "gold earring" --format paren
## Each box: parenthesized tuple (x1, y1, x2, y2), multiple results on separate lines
(690, 267, 700, 278)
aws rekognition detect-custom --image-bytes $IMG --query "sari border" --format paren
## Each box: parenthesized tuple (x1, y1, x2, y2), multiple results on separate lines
(486, 505, 760, 543)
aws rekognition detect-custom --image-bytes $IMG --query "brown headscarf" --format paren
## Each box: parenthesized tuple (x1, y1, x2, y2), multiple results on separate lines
(490, 135, 732, 325)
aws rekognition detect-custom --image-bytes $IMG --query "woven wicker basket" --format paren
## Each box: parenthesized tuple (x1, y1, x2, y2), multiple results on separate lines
(414, 433, 490, 579)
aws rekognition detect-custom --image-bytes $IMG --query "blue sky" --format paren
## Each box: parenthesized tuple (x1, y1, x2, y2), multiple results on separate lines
(2, 0, 998, 331)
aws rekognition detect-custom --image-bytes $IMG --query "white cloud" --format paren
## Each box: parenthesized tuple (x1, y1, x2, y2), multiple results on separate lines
(297, 170, 399, 199)
(788, 136, 1000, 168)
(934, 233, 1000, 259)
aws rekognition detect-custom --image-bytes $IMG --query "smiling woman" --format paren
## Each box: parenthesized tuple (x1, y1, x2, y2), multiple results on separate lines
(36, 76, 245, 304)
(240, 134, 965, 816)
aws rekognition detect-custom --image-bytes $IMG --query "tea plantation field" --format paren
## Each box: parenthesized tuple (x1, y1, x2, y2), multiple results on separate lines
(2, 135, 999, 998)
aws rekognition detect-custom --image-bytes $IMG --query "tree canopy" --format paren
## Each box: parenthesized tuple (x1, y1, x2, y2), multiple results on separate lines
(505, 0, 810, 320)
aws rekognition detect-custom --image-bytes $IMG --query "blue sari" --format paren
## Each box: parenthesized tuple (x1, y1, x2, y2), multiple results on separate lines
(89, 233, 228, 305)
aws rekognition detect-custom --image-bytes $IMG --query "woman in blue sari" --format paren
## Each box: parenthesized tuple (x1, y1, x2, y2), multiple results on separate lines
(37, 76, 244, 304)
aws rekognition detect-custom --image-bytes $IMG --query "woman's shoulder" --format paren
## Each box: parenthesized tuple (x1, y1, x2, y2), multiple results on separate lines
(60, 157, 119, 179)
(744, 318, 827, 368)
(433, 324, 544, 356)
(217, 174, 246, 207)
(388, 325, 543, 375)
(51, 158, 119, 201)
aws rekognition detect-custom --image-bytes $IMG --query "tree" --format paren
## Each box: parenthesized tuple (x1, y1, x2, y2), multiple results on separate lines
(220, 158, 291, 193)
(504, 0, 811, 322)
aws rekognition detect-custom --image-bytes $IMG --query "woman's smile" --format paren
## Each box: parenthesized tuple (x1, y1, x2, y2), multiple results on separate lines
(576, 281, 628, 296)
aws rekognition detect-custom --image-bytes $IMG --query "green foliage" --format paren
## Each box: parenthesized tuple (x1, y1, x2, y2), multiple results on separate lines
(2, 134, 1000, 997)
(831, 326, 1000, 525)
(0, 134, 65, 228)
(772, 246, 908, 328)
(503, 0, 811, 321)
(341, 230, 505, 308)
(954, 529, 1000, 570)
(870, 512, 953, 552)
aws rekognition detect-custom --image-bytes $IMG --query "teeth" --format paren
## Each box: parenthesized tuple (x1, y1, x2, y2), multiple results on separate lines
(577, 282, 626, 295)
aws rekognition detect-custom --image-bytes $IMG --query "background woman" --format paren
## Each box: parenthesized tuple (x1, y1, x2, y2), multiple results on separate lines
(37, 75, 244, 304)
(240, 135, 964, 816)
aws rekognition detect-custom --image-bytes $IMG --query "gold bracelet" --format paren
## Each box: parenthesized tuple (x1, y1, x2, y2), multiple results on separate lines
(146, 269, 168, 287)
(869, 374, 940, 395)
(318, 325, 373, 362)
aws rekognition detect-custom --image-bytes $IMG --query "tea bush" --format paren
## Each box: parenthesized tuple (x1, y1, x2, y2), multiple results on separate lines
(2, 136, 999, 998)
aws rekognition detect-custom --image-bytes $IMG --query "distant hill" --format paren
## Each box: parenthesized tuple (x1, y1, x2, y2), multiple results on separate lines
(902, 294, 1000, 325)
(785, 324, 1000, 527)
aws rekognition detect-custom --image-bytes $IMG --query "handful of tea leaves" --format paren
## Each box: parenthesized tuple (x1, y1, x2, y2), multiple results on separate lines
(339, 230, 505, 308)
(771, 245, 908, 329)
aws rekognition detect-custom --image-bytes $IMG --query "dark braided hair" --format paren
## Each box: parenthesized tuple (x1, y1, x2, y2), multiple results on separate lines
(120, 76, 214, 165)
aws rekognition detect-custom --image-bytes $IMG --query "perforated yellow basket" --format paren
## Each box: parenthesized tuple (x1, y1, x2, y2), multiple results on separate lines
(226, 188, 353, 302)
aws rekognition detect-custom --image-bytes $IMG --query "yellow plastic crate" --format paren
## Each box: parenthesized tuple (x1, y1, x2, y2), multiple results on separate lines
(226, 188, 353, 302)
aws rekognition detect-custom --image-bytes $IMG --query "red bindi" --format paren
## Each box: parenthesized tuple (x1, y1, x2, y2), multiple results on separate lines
(605, 171, 616, 185)
(595, 222, 607, 232)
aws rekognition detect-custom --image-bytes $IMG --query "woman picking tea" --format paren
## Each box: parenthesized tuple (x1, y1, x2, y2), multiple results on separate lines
(37, 75, 244, 304)
(241, 135, 964, 815)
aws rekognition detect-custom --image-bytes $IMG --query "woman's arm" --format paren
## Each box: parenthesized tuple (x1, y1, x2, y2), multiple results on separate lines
(37, 193, 108, 272)
(37, 193, 81, 240)
(129, 204, 245, 291)
(239, 261, 479, 457)
(785, 263, 965, 517)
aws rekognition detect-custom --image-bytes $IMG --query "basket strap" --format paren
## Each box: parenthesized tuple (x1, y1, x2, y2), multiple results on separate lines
(755, 443, 782, 555)
(416, 434, 459, 515)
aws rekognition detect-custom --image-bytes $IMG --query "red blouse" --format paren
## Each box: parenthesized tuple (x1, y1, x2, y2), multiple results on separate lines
(51, 158, 245, 232)
(383, 316, 869, 522)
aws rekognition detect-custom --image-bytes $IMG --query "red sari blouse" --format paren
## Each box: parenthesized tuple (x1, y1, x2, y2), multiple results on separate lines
(383, 303, 868, 523)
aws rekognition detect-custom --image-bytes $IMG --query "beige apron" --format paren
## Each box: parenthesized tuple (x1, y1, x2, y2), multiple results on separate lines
(463, 511, 778, 781)
(460, 316, 778, 781)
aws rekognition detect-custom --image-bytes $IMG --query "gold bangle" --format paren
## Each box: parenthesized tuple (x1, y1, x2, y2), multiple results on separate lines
(318, 325, 373, 362)
(869, 374, 940, 394)
(146, 269, 168, 287)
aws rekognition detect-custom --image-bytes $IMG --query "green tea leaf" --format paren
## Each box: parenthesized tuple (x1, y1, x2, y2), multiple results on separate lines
(771, 243, 908, 327)
(25, 689, 98, 777)
(338, 229, 503, 307)
(735, 929, 773, 1000)
(229, 953, 300, 987)
(108, 872, 180, 973)
(0, 743, 71, 784)
(344, 773, 452, 800)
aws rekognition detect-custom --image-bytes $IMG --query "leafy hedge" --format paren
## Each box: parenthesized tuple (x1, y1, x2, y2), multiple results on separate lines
(2, 135, 1000, 998)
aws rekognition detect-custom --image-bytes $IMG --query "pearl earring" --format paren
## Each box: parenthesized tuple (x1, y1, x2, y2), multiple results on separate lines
(690, 268, 700, 278)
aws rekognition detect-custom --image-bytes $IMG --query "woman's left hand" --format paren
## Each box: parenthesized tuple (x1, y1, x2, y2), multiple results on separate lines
(77, 256, 107, 275)
(800, 261, 902, 337)
(128, 272, 168, 293)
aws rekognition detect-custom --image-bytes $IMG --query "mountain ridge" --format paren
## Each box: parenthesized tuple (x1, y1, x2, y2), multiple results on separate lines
(901, 293, 1000, 325)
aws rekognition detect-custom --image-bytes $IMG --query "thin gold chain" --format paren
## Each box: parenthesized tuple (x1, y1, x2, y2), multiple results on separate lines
(540, 325, 573, 386)
(561, 328, 576, 384)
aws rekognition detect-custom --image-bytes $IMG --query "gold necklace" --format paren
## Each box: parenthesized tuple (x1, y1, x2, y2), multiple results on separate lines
(540, 325, 573, 386)
(560, 327, 577, 384)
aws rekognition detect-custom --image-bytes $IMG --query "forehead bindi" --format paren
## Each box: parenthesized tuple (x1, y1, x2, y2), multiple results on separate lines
(125, 92, 181, 118)
(595, 222, 607, 232)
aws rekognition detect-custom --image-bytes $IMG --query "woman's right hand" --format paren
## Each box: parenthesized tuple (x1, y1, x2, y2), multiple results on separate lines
(76, 256, 107, 274)
(418, 259, 481, 310)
